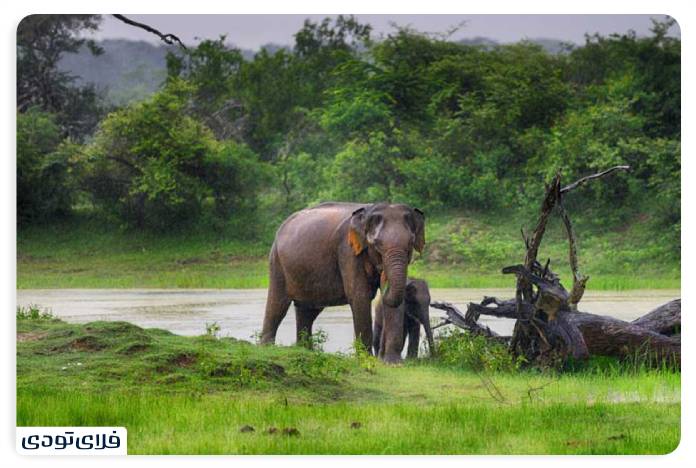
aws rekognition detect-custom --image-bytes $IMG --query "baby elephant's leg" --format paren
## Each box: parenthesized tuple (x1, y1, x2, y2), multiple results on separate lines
(405, 314, 421, 359)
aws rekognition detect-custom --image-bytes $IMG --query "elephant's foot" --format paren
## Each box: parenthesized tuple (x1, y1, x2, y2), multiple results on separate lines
(258, 333, 276, 345)
(382, 353, 403, 365)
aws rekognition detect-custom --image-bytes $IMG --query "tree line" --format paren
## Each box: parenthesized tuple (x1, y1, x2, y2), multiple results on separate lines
(17, 15, 680, 248)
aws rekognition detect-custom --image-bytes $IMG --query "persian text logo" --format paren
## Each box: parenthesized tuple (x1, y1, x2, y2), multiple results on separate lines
(17, 427, 127, 455)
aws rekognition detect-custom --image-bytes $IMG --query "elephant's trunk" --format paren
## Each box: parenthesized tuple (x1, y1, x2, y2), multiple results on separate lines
(381, 248, 409, 308)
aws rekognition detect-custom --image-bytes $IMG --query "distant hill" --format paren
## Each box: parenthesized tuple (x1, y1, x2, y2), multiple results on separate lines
(57, 39, 263, 106)
(58, 39, 172, 106)
(58, 37, 572, 106)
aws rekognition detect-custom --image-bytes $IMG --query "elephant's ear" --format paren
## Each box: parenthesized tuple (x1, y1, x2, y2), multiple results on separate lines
(348, 207, 367, 256)
(414, 208, 426, 253)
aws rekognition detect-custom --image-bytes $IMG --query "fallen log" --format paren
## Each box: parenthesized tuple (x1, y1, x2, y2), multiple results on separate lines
(567, 310, 681, 364)
(630, 299, 681, 336)
(431, 298, 681, 365)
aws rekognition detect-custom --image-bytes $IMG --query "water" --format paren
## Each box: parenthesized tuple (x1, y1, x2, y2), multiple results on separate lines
(16, 288, 679, 353)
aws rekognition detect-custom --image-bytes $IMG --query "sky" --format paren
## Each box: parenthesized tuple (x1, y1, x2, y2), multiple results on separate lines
(92, 14, 679, 50)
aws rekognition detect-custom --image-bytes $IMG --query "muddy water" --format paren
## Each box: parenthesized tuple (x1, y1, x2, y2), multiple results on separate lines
(16, 289, 679, 353)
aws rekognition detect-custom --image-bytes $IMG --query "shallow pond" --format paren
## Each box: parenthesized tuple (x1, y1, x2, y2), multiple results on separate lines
(16, 288, 680, 353)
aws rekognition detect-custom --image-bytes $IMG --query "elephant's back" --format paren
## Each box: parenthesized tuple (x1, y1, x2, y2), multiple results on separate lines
(275, 202, 366, 244)
(272, 202, 364, 304)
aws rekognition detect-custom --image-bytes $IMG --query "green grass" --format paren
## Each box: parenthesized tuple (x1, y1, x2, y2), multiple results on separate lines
(17, 316, 680, 454)
(17, 208, 680, 289)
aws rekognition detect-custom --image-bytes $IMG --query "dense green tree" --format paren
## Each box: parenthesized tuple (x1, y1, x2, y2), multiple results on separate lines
(166, 37, 245, 140)
(82, 80, 267, 230)
(17, 109, 75, 223)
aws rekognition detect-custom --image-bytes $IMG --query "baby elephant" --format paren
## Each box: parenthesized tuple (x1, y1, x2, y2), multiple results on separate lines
(373, 278, 436, 359)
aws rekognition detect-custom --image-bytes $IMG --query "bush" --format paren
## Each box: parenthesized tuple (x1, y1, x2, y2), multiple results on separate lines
(82, 80, 266, 230)
(392, 152, 461, 211)
(16, 305, 55, 321)
(435, 329, 523, 372)
(17, 109, 75, 223)
(203, 141, 271, 222)
(323, 132, 395, 202)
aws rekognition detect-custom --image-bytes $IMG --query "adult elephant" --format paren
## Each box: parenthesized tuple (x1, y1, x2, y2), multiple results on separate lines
(260, 202, 425, 362)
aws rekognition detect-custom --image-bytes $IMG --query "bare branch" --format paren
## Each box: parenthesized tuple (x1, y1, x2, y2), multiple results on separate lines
(560, 165, 630, 194)
(112, 14, 187, 49)
(557, 198, 588, 309)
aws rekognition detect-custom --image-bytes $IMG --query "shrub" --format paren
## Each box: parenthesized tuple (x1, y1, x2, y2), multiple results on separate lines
(82, 80, 266, 230)
(17, 305, 55, 321)
(435, 328, 523, 372)
(323, 132, 395, 202)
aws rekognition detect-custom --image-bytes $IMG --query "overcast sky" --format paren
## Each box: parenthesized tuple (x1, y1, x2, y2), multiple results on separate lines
(92, 14, 679, 50)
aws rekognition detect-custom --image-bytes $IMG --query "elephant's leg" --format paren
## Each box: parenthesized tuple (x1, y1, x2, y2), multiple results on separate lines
(260, 263, 291, 345)
(349, 295, 373, 355)
(406, 316, 420, 359)
(381, 304, 405, 363)
(295, 305, 323, 348)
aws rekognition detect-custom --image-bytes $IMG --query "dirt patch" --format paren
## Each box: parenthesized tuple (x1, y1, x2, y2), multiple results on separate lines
(175, 257, 207, 266)
(246, 360, 286, 377)
(61, 267, 87, 273)
(17, 331, 49, 342)
(68, 335, 107, 352)
(168, 352, 197, 367)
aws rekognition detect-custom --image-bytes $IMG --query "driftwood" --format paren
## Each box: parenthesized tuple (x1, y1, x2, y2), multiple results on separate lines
(431, 165, 680, 367)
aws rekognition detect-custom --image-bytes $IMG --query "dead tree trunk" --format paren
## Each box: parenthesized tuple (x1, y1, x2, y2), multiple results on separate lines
(431, 165, 680, 368)
(504, 167, 629, 366)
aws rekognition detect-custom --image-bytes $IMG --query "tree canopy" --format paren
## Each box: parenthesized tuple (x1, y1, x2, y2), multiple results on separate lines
(16, 15, 680, 250)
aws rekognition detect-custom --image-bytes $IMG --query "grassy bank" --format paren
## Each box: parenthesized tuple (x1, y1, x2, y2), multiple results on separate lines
(17, 315, 680, 454)
(17, 208, 679, 290)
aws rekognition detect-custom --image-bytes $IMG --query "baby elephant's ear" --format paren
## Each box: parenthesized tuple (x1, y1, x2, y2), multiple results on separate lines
(413, 208, 426, 253)
(348, 207, 367, 255)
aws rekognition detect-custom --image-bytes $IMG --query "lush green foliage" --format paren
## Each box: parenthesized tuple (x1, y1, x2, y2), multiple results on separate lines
(81, 80, 269, 229)
(434, 329, 524, 372)
(16, 16, 680, 265)
(17, 109, 77, 223)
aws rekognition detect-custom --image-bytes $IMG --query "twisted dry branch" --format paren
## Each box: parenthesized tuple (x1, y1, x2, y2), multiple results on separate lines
(112, 14, 187, 49)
